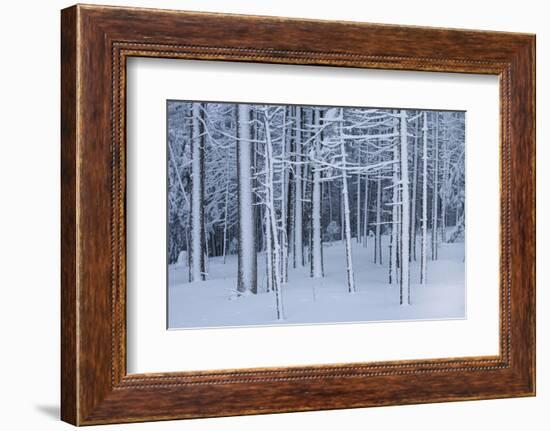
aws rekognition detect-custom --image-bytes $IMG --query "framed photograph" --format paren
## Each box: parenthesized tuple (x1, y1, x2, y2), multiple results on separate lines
(61, 4, 535, 425)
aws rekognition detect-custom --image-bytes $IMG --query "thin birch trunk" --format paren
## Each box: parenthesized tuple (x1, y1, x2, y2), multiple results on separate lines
(356, 170, 361, 243)
(340, 108, 356, 293)
(294, 106, 304, 267)
(311, 109, 323, 278)
(389, 118, 399, 285)
(265, 204, 273, 293)
(263, 114, 285, 319)
(340, 189, 344, 243)
(410, 117, 419, 261)
(375, 157, 382, 264)
(222, 155, 230, 264)
(280, 108, 289, 284)
(441, 131, 450, 243)
(432, 112, 439, 260)
(328, 181, 333, 224)
(362, 147, 370, 248)
(420, 112, 429, 284)
(399, 110, 411, 305)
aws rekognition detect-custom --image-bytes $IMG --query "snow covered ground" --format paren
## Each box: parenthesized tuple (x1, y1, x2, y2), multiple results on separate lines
(168, 236, 465, 329)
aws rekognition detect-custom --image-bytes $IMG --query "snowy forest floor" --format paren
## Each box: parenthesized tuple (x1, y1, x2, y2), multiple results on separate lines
(168, 235, 465, 329)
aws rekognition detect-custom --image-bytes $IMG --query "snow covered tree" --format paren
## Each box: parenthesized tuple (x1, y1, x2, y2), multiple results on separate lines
(374, 154, 383, 265)
(236, 104, 257, 294)
(399, 110, 411, 305)
(432, 112, 440, 261)
(410, 116, 420, 261)
(420, 111, 429, 284)
(260, 106, 285, 319)
(167, 102, 191, 267)
(338, 108, 356, 293)
(190, 102, 206, 282)
(362, 157, 370, 248)
(310, 108, 324, 279)
(293, 106, 305, 267)
(389, 113, 400, 286)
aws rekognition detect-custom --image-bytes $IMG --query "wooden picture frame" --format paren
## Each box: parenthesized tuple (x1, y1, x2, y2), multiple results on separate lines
(61, 4, 535, 425)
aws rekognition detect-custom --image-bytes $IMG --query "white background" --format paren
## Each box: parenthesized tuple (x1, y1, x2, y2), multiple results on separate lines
(0, 0, 546, 430)
(127, 59, 499, 373)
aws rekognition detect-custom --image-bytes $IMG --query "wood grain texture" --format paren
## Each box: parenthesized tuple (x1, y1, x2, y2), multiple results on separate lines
(60, 4, 536, 425)
(60, 5, 78, 425)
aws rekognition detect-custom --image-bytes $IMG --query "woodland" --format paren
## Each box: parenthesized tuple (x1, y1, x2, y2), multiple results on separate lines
(167, 101, 465, 328)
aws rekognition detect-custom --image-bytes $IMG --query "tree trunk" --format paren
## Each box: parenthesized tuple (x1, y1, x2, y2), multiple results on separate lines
(375, 156, 382, 265)
(265, 204, 273, 293)
(421, 112, 429, 284)
(340, 109, 356, 293)
(432, 112, 439, 260)
(263, 114, 285, 319)
(280, 108, 289, 284)
(362, 146, 370, 248)
(441, 127, 450, 243)
(389, 117, 399, 285)
(294, 106, 304, 267)
(190, 102, 206, 282)
(236, 104, 257, 294)
(410, 117, 419, 261)
(356, 171, 361, 243)
(311, 109, 324, 278)
(340, 188, 344, 242)
(222, 155, 230, 264)
(399, 110, 411, 305)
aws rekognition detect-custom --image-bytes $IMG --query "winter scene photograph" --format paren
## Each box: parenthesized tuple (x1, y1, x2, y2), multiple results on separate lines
(167, 100, 466, 329)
